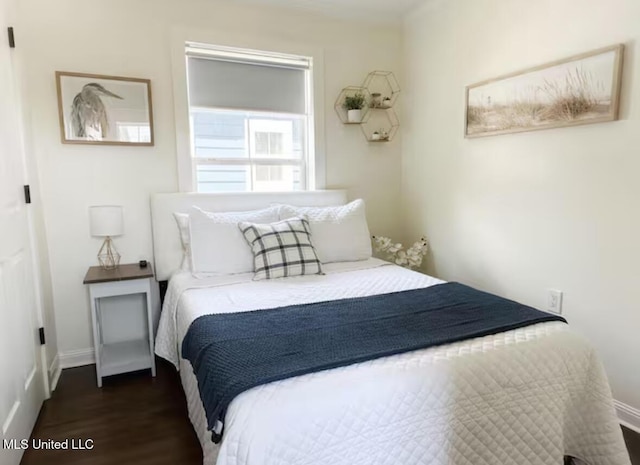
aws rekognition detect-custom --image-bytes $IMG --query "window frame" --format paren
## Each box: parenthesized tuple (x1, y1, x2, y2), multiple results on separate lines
(171, 31, 325, 193)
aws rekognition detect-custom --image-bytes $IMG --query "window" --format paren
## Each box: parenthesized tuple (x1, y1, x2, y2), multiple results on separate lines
(186, 44, 313, 192)
(116, 123, 151, 143)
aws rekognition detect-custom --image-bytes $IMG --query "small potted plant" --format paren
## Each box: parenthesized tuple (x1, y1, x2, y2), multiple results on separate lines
(343, 93, 366, 123)
(381, 97, 392, 109)
(371, 131, 381, 141)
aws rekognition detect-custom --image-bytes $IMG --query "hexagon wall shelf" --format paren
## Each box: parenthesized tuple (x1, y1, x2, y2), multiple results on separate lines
(362, 70, 401, 109)
(361, 108, 400, 142)
(334, 86, 372, 124)
(336, 70, 400, 142)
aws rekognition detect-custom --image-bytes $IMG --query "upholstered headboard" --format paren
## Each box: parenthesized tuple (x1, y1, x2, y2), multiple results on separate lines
(150, 190, 348, 281)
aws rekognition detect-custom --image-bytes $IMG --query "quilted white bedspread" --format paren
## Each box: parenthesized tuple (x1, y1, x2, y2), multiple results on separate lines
(155, 259, 630, 465)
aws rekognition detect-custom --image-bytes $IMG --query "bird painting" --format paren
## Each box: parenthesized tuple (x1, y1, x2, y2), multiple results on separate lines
(70, 83, 123, 140)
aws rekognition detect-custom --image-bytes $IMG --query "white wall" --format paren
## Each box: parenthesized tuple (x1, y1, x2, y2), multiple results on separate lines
(403, 0, 640, 416)
(16, 0, 402, 362)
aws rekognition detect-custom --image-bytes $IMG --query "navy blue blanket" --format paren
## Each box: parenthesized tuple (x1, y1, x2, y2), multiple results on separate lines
(182, 282, 566, 442)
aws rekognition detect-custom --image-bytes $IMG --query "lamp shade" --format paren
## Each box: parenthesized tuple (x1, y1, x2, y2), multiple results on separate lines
(89, 206, 124, 237)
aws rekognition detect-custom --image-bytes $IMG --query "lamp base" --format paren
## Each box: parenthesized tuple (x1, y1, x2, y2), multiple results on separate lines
(97, 236, 121, 270)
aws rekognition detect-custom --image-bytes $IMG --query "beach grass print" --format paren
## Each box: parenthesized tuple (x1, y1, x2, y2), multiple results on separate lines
(465, 44, 623, 138)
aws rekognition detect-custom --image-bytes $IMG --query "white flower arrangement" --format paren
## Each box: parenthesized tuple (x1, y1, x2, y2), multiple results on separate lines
(372, 235, 429, 269)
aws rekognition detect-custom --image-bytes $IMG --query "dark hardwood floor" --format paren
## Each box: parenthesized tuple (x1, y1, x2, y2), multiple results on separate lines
(21, 359, 201, 465)
(625, 426, 640, 465)
(20, 359, 640, 465)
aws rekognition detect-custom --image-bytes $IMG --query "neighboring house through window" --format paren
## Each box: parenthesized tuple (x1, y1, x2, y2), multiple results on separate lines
(185, 43, 314, 192)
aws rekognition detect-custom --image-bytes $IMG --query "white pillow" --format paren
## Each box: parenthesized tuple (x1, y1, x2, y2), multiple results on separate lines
(278, 199, 372, 264)
(189, 206, 281, 275)
(173, 212, 191, 271)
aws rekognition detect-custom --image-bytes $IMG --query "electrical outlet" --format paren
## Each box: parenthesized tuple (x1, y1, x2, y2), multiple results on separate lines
(547, 289, 563, 314)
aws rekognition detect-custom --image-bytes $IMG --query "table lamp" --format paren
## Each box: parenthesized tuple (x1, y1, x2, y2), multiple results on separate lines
(89, 205, 123, 270)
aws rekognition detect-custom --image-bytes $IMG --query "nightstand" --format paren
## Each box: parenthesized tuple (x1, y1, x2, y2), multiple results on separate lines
(83, 263, 157, 387)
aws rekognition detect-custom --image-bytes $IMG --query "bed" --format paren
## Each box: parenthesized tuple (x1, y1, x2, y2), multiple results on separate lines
(151, 191, 630, 465)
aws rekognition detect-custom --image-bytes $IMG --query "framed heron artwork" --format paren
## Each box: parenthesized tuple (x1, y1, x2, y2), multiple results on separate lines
(55, 71, 154, 146)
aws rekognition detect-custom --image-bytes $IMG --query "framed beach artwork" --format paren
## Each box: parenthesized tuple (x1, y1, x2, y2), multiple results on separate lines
(56, 71, 154, 146)
(465, 44, 624, 138)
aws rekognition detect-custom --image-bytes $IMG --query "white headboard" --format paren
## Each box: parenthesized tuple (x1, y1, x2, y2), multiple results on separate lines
(150, 190, 348, 281)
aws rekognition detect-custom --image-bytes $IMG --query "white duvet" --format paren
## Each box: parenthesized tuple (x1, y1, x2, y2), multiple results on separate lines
(155, 259, 630, 465)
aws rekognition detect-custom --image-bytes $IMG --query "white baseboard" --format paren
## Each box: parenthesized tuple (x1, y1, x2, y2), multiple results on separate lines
(59, 348, 95, 369)
(615, 400, 640, 434)
(48, 354, 61, 392)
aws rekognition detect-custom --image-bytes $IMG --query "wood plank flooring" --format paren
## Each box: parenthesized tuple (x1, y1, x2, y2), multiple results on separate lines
(21, 359, 201, 465)
(20, 359, 640, 465)
(625, 426, 640, 465)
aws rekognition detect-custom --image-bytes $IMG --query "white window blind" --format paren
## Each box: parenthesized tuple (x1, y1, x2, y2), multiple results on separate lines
(186, 44, 313, 193)
(187, 57, 307, 114)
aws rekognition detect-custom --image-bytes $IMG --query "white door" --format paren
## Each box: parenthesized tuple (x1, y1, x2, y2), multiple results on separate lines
(0, 1, 47, 463)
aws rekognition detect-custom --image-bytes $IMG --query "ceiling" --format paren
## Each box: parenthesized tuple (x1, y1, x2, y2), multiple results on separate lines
(228, 0, 427, 23)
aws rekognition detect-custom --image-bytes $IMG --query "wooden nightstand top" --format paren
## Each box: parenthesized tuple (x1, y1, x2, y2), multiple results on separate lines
(83, 263, 154, 284)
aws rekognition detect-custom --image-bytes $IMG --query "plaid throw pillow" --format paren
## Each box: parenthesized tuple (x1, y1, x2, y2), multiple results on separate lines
(238, 217, 323, 280)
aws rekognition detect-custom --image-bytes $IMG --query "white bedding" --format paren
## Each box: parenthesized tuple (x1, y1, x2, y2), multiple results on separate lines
(155, 260, 630, 465)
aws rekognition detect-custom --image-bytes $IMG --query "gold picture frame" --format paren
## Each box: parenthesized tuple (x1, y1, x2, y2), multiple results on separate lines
(465, 44, 624, 138)
(56, 71, 154, 146)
